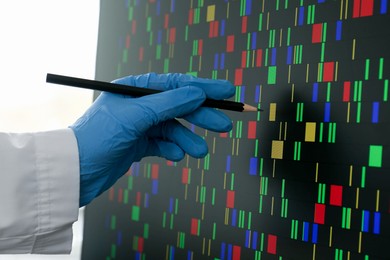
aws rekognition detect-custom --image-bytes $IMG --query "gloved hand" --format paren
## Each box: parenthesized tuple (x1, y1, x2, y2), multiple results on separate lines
(70, 73, 235, 206)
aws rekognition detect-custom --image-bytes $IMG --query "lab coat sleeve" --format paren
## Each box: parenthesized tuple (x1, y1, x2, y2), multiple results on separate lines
(0, 128, 79, 254)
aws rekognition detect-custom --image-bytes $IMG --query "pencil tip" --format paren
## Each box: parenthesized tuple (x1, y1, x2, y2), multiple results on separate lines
(243, 103, 261, 112)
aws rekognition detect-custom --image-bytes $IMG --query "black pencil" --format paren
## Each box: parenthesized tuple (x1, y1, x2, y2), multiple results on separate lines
(46, 73, 262, 112)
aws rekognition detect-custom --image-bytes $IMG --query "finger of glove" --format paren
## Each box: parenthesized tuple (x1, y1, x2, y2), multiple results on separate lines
(147, 119, 208, 158)
(131, 86, 206, 133)
(183, 107, 233, 133)
(146, 140, 185, 161)
(112, 73, 235, 101)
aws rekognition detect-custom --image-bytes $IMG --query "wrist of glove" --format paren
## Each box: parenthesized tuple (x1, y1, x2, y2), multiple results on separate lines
(71, 73, 235, 206)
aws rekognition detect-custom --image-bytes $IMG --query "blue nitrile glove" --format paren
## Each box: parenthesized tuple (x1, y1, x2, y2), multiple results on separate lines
(71, 73, 235, 206)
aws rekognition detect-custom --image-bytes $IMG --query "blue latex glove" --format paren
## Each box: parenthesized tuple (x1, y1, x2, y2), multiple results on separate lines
(71, 73, 235, 206)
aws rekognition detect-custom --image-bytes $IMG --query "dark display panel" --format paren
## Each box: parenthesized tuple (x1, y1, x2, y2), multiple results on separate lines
(82, 0, 390, 259)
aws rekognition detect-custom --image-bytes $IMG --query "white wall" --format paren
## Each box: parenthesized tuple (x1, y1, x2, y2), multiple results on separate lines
(0, 1, 99, 259)
(0, 0, 99, 132)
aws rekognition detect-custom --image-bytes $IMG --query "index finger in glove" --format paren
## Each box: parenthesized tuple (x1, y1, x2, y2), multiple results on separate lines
(112, 73, 235, 101)
(184, 107, 233, 133)
(129, 86, 206, 133)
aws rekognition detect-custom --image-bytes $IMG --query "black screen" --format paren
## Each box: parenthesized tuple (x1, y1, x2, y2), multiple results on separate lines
(82, 0, 390, 259)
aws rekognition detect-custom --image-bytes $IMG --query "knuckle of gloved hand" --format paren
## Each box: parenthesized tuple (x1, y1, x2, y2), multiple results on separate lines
(166, 73, 184, 89)
(142, 104, 160, 125)
(127, 102, 160, 135)
(133, 74, 150, 88)
(172, 73, 194, 88)
(182, 86, 206, 107)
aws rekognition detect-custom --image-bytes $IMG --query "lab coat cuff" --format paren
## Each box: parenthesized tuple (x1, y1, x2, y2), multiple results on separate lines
(32, 128, 80, 253)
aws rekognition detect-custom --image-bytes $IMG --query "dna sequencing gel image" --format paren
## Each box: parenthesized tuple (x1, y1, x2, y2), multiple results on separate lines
(82, 1, 389, 259)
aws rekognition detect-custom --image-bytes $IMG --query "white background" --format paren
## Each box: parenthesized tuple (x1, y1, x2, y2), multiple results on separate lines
(0, 1, 99, 259)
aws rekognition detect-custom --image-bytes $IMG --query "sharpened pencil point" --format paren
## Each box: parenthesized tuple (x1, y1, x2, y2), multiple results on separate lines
(243, 103, 262, 112)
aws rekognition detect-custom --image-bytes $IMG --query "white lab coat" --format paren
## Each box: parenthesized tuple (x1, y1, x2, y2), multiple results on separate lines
(0, 129, 79, 254)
